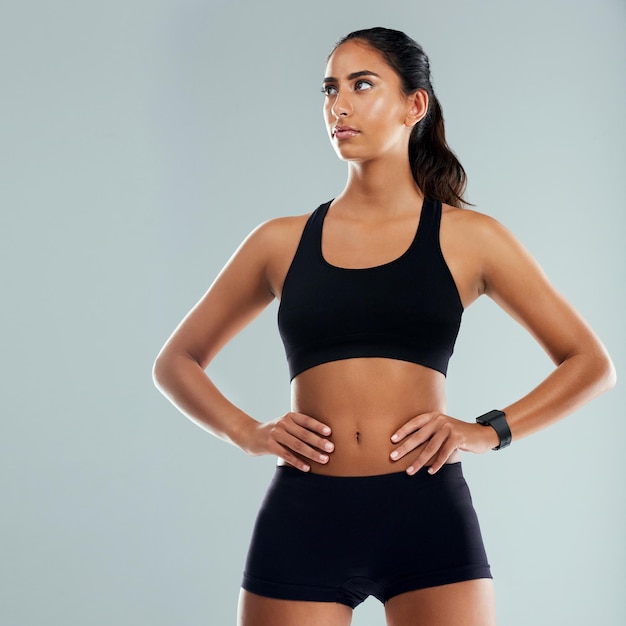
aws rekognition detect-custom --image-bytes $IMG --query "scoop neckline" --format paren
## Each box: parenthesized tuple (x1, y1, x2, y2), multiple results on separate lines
(318, 196, 429, 271)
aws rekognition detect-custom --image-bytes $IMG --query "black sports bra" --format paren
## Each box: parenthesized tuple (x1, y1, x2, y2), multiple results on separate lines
(277, 197, 464, 381)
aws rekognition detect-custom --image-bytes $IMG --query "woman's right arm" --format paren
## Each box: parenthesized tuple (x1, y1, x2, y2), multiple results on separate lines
(151, 219, 333, 471)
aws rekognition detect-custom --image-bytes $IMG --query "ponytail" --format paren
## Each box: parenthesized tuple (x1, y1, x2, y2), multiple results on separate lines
(409, 94, 473, 208)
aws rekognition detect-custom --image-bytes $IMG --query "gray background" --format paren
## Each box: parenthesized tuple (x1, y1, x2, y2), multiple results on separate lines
(2, 0, 624, 624)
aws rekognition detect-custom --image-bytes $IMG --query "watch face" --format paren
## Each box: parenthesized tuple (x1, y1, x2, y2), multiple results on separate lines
(479, 410, 505, 424)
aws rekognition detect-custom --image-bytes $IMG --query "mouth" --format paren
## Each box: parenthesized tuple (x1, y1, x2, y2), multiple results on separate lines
(333, 126, 360, 140)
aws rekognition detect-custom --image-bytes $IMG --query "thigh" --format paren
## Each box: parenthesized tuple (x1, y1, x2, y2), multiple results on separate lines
(238, 590, 353, 626)
(384, 579, 496, 626)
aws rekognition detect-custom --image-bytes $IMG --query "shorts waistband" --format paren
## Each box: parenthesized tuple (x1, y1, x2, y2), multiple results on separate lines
(275, 461, 463, 485)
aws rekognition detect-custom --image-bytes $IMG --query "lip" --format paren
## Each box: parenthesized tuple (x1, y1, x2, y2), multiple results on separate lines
(333, 125, 360, 140)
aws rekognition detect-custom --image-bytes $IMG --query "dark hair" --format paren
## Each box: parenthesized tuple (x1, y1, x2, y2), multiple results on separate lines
(329, 27, 472, 209)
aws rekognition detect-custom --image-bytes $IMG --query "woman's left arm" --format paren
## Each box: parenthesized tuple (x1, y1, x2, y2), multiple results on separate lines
(391, 213, 616, 473)
(478, 215, 616, 440)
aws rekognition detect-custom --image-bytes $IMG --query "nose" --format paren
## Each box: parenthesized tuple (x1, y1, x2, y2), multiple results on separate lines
(330, 89, 352, 118)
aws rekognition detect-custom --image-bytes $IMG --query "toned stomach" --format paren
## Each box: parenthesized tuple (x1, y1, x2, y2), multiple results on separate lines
(279, 357, 461, 476)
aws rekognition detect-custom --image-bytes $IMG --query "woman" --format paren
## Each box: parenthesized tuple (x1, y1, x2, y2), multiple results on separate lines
(152, 27, 615, 626)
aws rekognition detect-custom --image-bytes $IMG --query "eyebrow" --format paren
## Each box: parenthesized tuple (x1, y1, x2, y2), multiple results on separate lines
(322, 70, 381, 84)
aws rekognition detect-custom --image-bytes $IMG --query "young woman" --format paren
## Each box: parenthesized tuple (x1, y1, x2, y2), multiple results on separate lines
(152, 27, 615, 626)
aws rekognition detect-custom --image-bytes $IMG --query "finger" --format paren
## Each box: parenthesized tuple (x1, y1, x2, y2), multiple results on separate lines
(274, 430, 331, 465)
(390, 412, 435, 443)
(291, 412, 332, 436)
(276, 444, 311, 472)
(390, 423, 437, 461)
(285, 422, 335, 454)
(426, 438, 459, 475)
(406, 428, 450, 475)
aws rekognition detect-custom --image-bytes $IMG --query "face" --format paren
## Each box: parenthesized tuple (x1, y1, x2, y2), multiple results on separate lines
(322, 40, 422, 163)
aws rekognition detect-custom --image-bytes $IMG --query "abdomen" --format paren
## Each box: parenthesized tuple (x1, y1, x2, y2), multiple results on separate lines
(287, 358, 460, 476)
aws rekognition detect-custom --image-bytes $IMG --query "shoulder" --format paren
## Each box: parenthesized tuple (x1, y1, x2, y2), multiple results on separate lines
(442, 203, 507, 236)
(251, 212, 313, 244)
(234, 210, 317, 293)
(244, 210, 319, 298)
(232, 211, 313, 260)
(440, 203, 541, 299)
(441, 203, 525, 256)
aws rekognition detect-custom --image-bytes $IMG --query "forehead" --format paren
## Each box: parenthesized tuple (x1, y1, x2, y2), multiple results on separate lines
(324, 40, 392, 78)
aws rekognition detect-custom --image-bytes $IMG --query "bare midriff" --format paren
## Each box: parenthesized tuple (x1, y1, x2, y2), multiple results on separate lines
(278, 357, 461, 476)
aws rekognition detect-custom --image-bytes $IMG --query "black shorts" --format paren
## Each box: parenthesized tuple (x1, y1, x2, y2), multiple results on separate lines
(241, 462, 492, 608)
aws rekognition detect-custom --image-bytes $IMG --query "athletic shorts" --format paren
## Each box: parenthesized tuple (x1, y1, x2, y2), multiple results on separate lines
(241, 462, 492, 608)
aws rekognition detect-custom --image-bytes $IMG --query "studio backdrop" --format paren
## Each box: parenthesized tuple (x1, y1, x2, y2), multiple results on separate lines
(2, 1, 624, 625)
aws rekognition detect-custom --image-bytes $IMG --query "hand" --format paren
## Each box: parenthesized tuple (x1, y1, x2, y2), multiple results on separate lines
(389, 411, 498, 475)
(241, 412, 334, 472)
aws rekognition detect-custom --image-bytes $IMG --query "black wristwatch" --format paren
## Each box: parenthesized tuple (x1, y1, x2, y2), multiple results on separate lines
(475, 409, 512, 450)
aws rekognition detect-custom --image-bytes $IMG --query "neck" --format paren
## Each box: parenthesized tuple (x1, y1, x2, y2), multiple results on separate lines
(337, 152, 423, 216)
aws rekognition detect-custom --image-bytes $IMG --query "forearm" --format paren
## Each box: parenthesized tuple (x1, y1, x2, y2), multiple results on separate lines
(502, 348, 616, 443)
(152, 353, 259, 450)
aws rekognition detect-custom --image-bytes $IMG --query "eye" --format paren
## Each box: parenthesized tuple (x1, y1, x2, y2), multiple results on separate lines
(320, 84, 338, 96)
(354, 79, 373, 91)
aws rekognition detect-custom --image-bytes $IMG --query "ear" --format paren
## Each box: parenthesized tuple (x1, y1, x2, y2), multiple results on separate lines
(404, 89, 429, 127)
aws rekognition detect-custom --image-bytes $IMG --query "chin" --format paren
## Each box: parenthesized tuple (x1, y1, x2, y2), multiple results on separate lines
(332, 145, 368, 162)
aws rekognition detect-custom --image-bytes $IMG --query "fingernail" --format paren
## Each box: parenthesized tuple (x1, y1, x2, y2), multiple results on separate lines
(320, 455, 328, 462)
(302, 464, 310, 472)
(391, 434, 399, 442)
(428, 467, 435, 474)
(390, 451, 399, 460)
(325, 442, 334, 451)
(406, 466, 414, 475)
(323, 427, 331, 434)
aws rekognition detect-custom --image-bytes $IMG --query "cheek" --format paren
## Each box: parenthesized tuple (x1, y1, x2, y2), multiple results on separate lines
(364, 98, 403, 129)
(323, 102, 334, 123)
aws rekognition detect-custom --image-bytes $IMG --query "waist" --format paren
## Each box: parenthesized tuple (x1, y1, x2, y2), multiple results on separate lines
(287, 358, 458, 476)
(274, 460, 464, 485)
(277, 435, 461, 476)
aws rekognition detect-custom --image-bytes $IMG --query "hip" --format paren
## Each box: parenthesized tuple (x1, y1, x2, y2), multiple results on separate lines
(243, 462, 491, 606)
(252, 462, 481, 557)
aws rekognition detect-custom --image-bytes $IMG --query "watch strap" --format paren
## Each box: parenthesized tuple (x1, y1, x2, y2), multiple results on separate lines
(475, 409, 512, 450)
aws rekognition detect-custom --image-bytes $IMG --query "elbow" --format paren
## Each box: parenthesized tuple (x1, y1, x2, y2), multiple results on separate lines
(152, 356, 167, 388)
(152, 350, 198, 389)
(591, 346, 617, 396)
(152, 352, 176, 389)
(601, 355, 617, 393)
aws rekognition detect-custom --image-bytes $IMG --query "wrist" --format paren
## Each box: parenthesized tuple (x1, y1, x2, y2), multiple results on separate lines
(475, 421, 500, 451)
(475, 409, 512, 450)
(229, 415, 261, 453)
